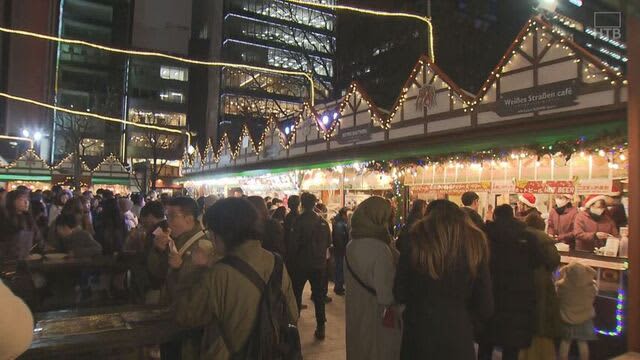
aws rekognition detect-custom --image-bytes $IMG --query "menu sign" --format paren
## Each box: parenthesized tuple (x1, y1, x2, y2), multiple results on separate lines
(515, 180, 575, 194)
(497, 79, 578, 116)
(411, 182, 491, 195)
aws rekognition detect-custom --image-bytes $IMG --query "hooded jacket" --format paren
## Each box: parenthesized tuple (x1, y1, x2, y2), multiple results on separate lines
(556, 262, 597, 324)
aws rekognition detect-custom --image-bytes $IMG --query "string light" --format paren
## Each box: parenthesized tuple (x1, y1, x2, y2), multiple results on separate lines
(595, 289, 625, 336)
(185, 16, 629, 171)
(0, 135, 33, 148)
(0, 92, 192, 150)
(0, 26, 315, 106)
(286, 0, 435, 62)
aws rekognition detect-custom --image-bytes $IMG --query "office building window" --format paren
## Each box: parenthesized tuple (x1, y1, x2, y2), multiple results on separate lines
(159, 91, 185, 104)
(160, 66, 189, 81)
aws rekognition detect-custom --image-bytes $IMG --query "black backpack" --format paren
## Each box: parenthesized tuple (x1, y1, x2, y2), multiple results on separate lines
(221, 254, 302, 360)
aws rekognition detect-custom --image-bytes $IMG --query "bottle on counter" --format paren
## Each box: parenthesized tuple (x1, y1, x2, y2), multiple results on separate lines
(619, 227, 629, 258)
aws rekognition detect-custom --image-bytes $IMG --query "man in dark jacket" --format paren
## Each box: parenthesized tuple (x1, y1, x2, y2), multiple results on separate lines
(288, 192, 331, 340)
(332, 208, 349, 296)
(461, 191, 485, 230)
(283, 195, 300, 265)
(477, 205, 540, 360)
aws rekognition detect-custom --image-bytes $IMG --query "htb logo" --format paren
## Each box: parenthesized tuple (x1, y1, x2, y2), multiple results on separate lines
(593, 12, 622, 40)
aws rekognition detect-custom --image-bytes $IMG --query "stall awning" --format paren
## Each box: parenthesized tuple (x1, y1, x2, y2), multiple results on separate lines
(92, 177, 130, 185)
(184, 120, 627, 181)
(0, 174, 51, 182)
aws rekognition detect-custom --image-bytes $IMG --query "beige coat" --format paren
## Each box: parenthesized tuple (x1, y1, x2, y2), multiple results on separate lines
(175, 240, 298, 359)
(556, 262, 597, 324)
(0, 280, 33, 359)
(345, 237, 401, 360)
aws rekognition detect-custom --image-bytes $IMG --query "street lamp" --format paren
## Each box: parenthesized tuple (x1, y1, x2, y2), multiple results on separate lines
(33, 132, 42, 141)
(21, 129, 29, 137)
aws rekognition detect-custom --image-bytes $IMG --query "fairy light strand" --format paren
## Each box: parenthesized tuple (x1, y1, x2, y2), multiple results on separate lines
(0, 135, 33, 148)
(0, 92, 192, 147)
(286, 0, 435, 62)
(0, 26, 315, 106)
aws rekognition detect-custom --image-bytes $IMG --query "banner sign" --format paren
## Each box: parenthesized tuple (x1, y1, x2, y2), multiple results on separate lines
(496, 79, 578, 116)
(411, 182, 491, 195)
(337, 125, 372, 144)
(575, 179, 614, 195)
(515, 180, 575, 194)
(491, 180, 516, 193)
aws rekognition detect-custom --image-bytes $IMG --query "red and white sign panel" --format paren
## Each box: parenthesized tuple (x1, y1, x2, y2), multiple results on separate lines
(411, 182, 492, 195)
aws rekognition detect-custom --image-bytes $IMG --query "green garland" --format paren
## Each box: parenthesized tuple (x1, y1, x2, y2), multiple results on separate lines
(364, 132, 627, 173)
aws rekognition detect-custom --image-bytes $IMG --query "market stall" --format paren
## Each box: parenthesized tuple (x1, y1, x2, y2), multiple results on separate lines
(0, 149, 52, 191)
(91, 155, 134, 194)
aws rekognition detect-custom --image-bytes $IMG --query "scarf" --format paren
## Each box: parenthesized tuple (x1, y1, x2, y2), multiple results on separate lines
(350, 196, 392, 245)
(555, 203, 572, 215)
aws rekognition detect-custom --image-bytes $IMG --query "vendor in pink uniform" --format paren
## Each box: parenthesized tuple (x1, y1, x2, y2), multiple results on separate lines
(573, 195, 618, 252)
(547, 194, 579, 248)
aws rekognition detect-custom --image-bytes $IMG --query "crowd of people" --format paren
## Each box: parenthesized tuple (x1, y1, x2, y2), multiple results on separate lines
(0, 184, 626, 359)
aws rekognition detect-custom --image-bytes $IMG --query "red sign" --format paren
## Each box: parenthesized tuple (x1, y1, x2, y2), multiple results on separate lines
(411, 182, 491, 195)
(515, 180, 575, 194)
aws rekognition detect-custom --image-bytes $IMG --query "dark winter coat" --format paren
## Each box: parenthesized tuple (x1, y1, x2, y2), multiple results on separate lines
(262, 218, 286, 257)
(331, 216, 349, 258)
(547, 205, 578, 247)
(288, 211, 331, 270)
(479, 218, 540, 349)
(462, 207, 485, 230)
(394, 249, 493, 359)
(527, 228, 562, 338)
(395, 216, 421, 255)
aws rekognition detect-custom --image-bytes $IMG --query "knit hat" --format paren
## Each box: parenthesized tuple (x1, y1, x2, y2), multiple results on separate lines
(518, 193, 537, 208)
(556, 194, 572, 199)
(583, 194, 607, 208)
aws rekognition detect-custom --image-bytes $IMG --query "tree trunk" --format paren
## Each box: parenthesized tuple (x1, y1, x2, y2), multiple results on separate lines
(74, 143, 82, 191)
(150, 155, 158, 191)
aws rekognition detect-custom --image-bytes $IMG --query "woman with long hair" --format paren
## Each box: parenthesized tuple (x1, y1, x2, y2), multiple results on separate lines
(271, 206, 287, 225)
(393, 200, 493, 359)
(247, 196, 286, 257)
(0, 189, 42, 260)
(62, 197, 94, 235)
(48, 191, 69, 226)
(346, 196, 401, 360)
(94, 198, 125, 255)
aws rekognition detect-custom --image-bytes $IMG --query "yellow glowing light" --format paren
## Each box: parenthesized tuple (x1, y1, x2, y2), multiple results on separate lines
(0, 26, 315, 105)
(0, 135, 33, 148)
(286, 0, 435, 62)
(0, 92, 192, 147)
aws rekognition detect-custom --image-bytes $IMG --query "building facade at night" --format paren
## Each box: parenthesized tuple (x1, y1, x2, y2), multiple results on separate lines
(189, 0, 336, 146)
(51, 0, 133, 163)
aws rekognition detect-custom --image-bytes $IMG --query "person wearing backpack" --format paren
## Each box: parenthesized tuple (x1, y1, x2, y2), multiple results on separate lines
(175, 197, 299, 360)
(288, 192, 331, 340)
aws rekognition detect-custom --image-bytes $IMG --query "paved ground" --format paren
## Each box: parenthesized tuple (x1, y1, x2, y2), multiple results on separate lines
(298, 284, 346, 360)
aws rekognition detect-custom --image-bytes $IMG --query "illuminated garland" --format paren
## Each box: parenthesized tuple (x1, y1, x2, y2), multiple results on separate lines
(595, 289, 625, 336)
(187, 16, 628, 172)
(363, 132, 627, 174)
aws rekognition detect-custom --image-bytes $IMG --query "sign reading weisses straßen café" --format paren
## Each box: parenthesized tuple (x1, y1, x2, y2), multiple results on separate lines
(496, 79, 578, 116)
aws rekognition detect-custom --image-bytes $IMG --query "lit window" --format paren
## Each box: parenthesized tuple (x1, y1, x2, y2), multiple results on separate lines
(160, 66, 188, 81)
(159, 91, 185, 104)
(81, 138, 104, 157)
